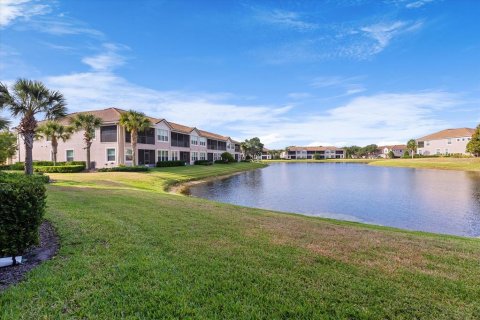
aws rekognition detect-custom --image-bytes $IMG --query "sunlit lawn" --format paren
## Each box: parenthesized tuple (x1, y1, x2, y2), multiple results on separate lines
(1, 162, 479, 319)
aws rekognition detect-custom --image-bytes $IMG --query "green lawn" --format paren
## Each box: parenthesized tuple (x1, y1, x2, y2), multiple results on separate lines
(1, 163, 480, 319)
(263, 157, 480, 171)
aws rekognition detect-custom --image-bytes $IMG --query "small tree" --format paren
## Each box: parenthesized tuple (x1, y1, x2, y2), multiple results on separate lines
(0, 79, 67, 174)
(407, 139, 417, 159)
(221, 152, 235, 163)
(313, 153, 322, 160)
(119, 110, 152, 166)
(387, 150, 395, 159)
(403, 150, 410, 158)
(71, 113, 103, 170)
(466, 125, 480, 157)
(0, 131, 17, 164)
(37, 121, 73, 165)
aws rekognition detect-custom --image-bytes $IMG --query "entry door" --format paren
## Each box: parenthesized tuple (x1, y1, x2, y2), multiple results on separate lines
(208, 153, 214, 161)
(180, 151, 190, 163)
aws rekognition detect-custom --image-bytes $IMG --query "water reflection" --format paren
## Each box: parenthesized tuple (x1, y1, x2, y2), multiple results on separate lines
(189, 163, 480, 237)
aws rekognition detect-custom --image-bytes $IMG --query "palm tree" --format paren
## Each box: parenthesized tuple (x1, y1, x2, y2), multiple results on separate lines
(70, 113, 103, 170)
(407, 139, 417, 159)
(0, 117, 10, 130)
(119, 110, 152, 166)
(37, 121, 74, 165)
(0, 79, 67, 174)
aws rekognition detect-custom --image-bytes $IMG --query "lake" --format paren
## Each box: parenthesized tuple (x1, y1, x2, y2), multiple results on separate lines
(188, 163, 480, 237)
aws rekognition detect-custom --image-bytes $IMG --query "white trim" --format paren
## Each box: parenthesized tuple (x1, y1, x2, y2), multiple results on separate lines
(157, 149, 169, 162)
(125, 148, 133, 162)
(65, 149, 74, 162)
(106, 147, 117, 162)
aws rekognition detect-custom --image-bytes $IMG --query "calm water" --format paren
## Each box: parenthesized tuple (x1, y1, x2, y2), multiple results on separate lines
(189, 163, 480, 237)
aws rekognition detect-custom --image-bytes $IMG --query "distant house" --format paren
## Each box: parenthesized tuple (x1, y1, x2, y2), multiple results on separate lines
(375, 145, 407, 158)
(280, 146, 345, 159)
(416, 128, 475, 156)
(255, 148, 272, 160)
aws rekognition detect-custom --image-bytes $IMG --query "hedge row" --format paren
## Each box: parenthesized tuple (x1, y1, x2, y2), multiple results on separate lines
(98, 166, 150, 172)
(2, 161, 86, 171)
(156, 161, 186, 167)
(33, 165, 85, 173)
(0, 172, 47, 261)
(194, 160, 213, 165)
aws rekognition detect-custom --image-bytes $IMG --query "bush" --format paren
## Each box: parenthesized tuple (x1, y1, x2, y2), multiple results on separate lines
(34, 165, 85, 173)
(221, 152, 235, 163)
(4, 161, 86, 171)
(214, 160, 229, 164)
(0, 172, 47, 262)
(98, 166, 150, 172)
(402, 151, 410, 158)
(9, 162, 25, 170)
(313, 154, 322, 160)
(156, 160, 186, 167)
(194, 160, 213, 165)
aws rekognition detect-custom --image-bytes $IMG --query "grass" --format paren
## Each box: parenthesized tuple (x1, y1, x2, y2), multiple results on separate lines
(1, 162, 480, 318)
(263, 157, 480, 171)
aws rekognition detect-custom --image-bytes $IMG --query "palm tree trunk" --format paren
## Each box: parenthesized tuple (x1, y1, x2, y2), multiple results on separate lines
(52, 137, 58, 165)
(86, 144, 91, 170)
(24, 132, 34, 175)
(132, 130, 137, 166)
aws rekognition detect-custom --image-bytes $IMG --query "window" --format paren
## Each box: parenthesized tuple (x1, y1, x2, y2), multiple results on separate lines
(106, 148, 116, 162)
(171, 151, 179, 161)
(426, 141, 430, 146)
(125, 148, 133, 162)
(447, 138, 452, 144)
(191, 152, 199, 162)
(436, 149, 441, 155)
(66, 149, 74, 162)
(157, 129, 169, 142)
(100, 125, 117, 142)
(138, 128, 155, 144)
(457, 138, 460, 141)
(462, 138, 465, 141)
(171, 132, 190, 147)
(199, 138, 206, 146)
(191, 136, 198, 145)
(445, 149, 449, 154)
(157, 150, 169, 162)
(200, 152, 206, 160)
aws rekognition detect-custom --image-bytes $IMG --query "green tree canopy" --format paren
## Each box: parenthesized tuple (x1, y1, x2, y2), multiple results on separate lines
(119, 110, 152, 166)
(0, 131, 17, 164)
(241, 137, 264, 159)
(466, 124, 480, 157)
(407, 139, 417, 159)
(37, 121, 74, 165)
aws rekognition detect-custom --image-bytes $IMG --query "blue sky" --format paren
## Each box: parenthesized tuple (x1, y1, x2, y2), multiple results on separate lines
(1, 0, 479, 148)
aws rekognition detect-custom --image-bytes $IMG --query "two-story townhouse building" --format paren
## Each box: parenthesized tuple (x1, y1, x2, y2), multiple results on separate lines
(416, 128, 475, 156)
(14, 108, 243, 168)
(280, 146, 345, 159)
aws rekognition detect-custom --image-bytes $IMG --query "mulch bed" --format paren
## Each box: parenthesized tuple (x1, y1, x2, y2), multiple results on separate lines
(0, 221, 59, 292)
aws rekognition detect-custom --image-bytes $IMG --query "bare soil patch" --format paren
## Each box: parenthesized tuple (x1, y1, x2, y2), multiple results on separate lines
(0, 221, 59, 292)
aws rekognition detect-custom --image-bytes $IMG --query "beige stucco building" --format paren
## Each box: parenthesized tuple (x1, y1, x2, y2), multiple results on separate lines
(416, 128, 475, 156)
(13, 108, 243, 168)
(280, 146, 345, 159)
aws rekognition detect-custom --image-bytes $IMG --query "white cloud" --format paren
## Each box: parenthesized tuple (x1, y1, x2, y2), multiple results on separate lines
(311, 75, 366, 96)
(29, 17, 103, 37)
(359, 20, 423, 55)
(255, 9, 318, 31)
(81, 43, 127, 71)
(0, 0, 50, 27)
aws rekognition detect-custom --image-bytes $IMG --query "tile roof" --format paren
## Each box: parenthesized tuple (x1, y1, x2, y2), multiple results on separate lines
(167, 121, 194, 134)
(197, 129, 228, 141)
(417, 128, 475, 141)
(378, 145, 407, 151)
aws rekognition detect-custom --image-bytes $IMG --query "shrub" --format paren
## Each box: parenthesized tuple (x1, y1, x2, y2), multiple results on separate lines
(388, 150, 395, 159)
(34, 165, 85, 173)
(194, 160, 213, 165)
(214, 160, 229, 164)
(98, 166, 150, 172)
(156, 161, 186, 167)
(313, 154, 322, 160)
(402, 151, 410, 158)
(221, 152, 235, 163)
(0, 172, 47, 263)
(9, 162, 25, 170)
